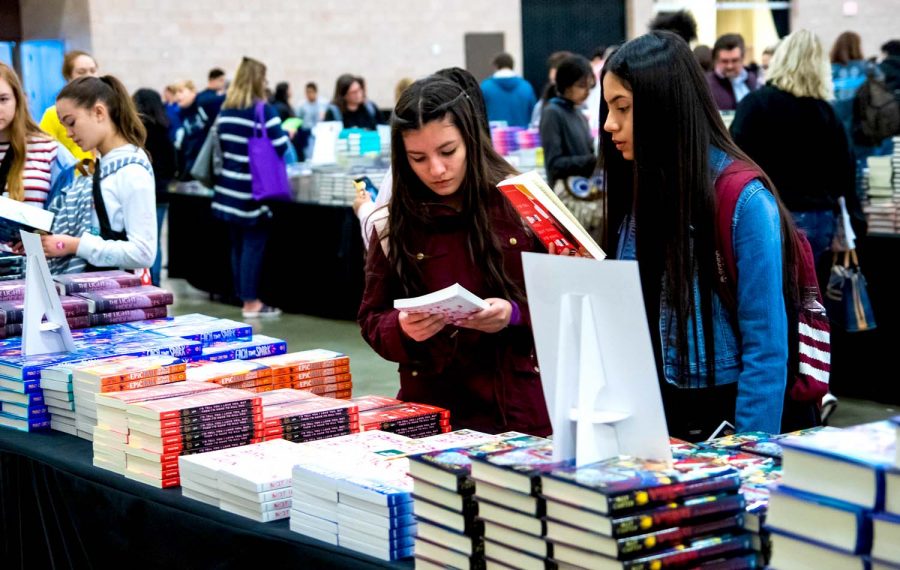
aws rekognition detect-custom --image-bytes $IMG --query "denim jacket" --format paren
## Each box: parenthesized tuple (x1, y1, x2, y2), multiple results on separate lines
(617, 147, 787, 433)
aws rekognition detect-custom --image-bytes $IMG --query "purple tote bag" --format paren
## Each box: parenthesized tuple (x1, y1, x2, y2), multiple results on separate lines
(249, 101, 292, 201)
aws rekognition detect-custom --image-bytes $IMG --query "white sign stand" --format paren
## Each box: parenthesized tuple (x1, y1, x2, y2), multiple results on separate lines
(20, 230, 75, 355)
(522, 253, 671, 466)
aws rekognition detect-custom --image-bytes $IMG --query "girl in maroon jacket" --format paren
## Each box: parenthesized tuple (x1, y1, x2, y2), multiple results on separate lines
(358, 76, 551, 436)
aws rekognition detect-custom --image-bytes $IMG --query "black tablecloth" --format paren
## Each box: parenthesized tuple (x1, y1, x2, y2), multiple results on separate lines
(0, 428, 412, 569)
(167, 193, 365, 321)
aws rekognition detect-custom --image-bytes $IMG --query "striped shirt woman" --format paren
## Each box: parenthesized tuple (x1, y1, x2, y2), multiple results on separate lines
(212, 103, 289, 225)
(0, 137, 72, 207)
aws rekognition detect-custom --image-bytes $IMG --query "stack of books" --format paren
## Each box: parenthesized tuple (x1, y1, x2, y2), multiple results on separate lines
(0, 279, 25, 301)
(410, 432, 549, 569)
(73, 285, 173, 326)
(186, 360, 274, 392)
(179, 438, 306, 521)
(92, 381, 220, 478)
(193, 335, 287, 363)
(874, 416, 900, 568)
(766, 420, 897, 569)
(358, 400, 450, 438)
(491, 126, 524, 155)
(255, 349, 352, 397)
(119, 386, 263, 488)
(260, 389, 359, 442)
(865, 155, 897, 234)
(71, 355, 187, 439)
(0, 295, 90, 338)
(122, 312, 217, 333)
(537, 456, 753, 570)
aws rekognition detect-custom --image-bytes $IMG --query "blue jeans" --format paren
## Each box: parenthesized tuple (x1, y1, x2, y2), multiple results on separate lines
(151, 204, 168, 287)
(227, 223, 269, 302)
(791, 210, 835, 267)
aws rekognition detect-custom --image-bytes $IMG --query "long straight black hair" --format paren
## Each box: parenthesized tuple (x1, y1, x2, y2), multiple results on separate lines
(600, 31, 800, 385)
(388, 76, 520, 302)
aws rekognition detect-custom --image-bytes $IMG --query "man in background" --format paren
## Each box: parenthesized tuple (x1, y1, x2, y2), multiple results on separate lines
(480, 52, 536, 128)
(707, 34, 759, 110)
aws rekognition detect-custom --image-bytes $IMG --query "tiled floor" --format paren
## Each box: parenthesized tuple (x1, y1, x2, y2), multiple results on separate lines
(167, 277, 896, 429)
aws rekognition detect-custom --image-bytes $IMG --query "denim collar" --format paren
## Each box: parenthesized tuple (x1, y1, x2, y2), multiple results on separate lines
(709, 145, 731, 179)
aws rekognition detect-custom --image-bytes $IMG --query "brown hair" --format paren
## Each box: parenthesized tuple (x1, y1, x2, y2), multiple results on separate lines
(62, 50, 97, 82)
(830, 31, 863, 64)
(0, 63, 50, 201)
(57, 75, 147, 148)
(223, 57, 267, 110)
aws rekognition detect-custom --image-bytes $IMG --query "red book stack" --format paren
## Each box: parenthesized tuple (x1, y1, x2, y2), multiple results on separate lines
(259, 388, 359, 443)
(357, 400, 451, 438)
(185, 360, 275, 393)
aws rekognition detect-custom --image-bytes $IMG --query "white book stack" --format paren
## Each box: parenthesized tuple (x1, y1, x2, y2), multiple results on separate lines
(178, 439, 306, 520)
(336, 472, 416, 562)
(39, 368, 78, 435)
(866, 155, 896, 234)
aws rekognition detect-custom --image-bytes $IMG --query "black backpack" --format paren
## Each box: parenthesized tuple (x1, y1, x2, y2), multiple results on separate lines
(854, 72, 900, 146)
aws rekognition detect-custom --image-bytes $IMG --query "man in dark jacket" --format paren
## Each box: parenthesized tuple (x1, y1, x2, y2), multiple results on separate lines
(881, 40, 900, 101)
(480, 53, 537, 128)
(706, 34, 759, 110)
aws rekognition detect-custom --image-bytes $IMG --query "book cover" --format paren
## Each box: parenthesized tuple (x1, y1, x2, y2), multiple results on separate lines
(393, 283, 489, 320)
(124, 314, 217, 332)
(0, 295, 90, 324)
(73, 355, 186, 385)
(154, 319, 252, 346)
(75, 285, 173, 313)
(408, 433, 550, 494)
(0, 279, 26, 302)
(0, 195, 54, 241)
(541, 455, 741, 515)
(360, 402, 449, 428)
(199, 336, 288, 363)
(497, 170, 607, 259)
(254, 349, 349, 373)
(780, 420, 895, 509)
(54, 270, 143, 295)
(89, 306, 169, 326)
(95, 381, 220, 410)
(185, 360, 272, 384)
(350, 394, 402, 412)
(126, 388, 260, 421)
(470, 442, 559, 495)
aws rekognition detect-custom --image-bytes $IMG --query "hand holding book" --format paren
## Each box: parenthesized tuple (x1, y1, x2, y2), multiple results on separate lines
(455, 298, 512, 333)
(398, 311, 447, 342)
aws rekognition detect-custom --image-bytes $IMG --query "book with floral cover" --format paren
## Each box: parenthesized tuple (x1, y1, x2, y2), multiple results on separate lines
(393, 283, 488, 320)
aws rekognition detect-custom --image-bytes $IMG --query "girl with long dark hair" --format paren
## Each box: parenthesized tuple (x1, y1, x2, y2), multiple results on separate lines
(358, 76, 551, 436)
(601, 32, 798, 439)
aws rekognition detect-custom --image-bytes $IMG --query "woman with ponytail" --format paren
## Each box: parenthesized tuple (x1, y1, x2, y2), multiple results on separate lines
(39, 50, 98, 162)
(39, 75, 157, 274)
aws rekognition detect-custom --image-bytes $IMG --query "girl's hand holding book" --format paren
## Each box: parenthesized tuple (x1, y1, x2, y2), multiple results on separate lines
(399, 311, 447, 342)
(457, 298, 512, 333)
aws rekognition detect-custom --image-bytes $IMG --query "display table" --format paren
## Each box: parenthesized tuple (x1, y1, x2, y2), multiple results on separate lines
(0, 427, 411, 569)
(166, 192, 365, 320)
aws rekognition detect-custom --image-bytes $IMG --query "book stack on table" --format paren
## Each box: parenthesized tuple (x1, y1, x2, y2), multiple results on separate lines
(764, 420, 900, 570)
(92, 383, 263, 488)
(192, 335, 288, 364)
(357, 397, 451, 438)
(254, 349, 352, 397)
(186, 360, 275, 393)
(52, 271, 172, 327)
(179, 438, 308, 522)
(259, 388, 359, 442)
(0, 293, 90, 338)
(409, 432, 549, 570)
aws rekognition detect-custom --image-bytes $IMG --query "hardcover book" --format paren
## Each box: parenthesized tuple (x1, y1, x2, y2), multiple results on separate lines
(54, 270, 142, 295)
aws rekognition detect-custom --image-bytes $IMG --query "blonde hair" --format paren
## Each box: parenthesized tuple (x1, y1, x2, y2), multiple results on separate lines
(173, 80, 196, 92)
(223, 57, 266, 110)
(0, 63, 50, 201)
(62, 50, 97, 82)
(766, 29, 833, 101)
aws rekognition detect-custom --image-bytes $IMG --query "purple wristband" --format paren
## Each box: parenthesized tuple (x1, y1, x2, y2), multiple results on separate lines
(508, 300, 522, 326)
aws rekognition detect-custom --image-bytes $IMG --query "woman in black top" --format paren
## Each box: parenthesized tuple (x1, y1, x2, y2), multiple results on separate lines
(324, 74, 385, 130)
(731, 29, 864, 270)
(133, 88, 176, 286)
(271, 82, 296, 122)
(539, 55, 597, 187)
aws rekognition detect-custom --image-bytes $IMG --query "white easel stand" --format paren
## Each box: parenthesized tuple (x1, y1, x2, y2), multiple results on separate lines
(20, 230, 75, 356)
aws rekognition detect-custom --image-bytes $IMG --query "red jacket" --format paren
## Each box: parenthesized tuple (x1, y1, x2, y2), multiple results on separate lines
(358, 193, 551, 437)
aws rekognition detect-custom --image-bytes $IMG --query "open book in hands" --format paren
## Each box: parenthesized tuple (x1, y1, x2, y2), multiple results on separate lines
(497, 170, 606, 259)
(393, 283, 489, 321)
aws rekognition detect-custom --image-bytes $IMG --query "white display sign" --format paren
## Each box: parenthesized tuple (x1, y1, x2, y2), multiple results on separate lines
(522, 253, 671, 465)
(21, 230, 75, 355)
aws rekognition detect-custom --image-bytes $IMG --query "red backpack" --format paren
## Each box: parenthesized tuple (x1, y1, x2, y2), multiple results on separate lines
(713, 161, 830, 403)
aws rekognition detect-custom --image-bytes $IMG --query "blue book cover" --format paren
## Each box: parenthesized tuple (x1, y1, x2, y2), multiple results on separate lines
(767, 485, 872, 554)
(124, 313, 216, 332)
(200, 336, 287, 362)
(0, 348, 102, 380)
(155, 319, 252, 346)
(0, 401, 49, 419)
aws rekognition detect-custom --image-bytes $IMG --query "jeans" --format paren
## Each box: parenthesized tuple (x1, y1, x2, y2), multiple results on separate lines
(791, 210, 835, 267)
(227, 223, 269, 302)
(151, 204, 168, 287)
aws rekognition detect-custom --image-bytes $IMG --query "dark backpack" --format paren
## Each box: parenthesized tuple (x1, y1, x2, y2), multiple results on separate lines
(713, 161, 831, 404)
(854, 74, 900, 146)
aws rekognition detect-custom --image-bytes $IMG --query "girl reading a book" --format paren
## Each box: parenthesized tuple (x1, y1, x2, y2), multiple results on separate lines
(358, 76, 551, 437)
(37, 75, 157, 274)
(601, 32, 797, 440)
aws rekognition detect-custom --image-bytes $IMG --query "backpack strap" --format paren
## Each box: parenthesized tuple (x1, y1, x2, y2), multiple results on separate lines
(0, 146, 13, 193)
(713, 160, 763, 312)
(94, 155, 153, 241)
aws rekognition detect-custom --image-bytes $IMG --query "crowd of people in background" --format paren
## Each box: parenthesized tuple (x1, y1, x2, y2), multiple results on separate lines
(0, 13, 898, 439)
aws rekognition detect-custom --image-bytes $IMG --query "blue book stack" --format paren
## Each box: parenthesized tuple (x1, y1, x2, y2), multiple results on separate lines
(336, 476, 416, 562)
(0, 386, 50, 431)
(195, 336, 288, 363)
(767, 420, 897, 569)
(153, 319, 253, 347)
